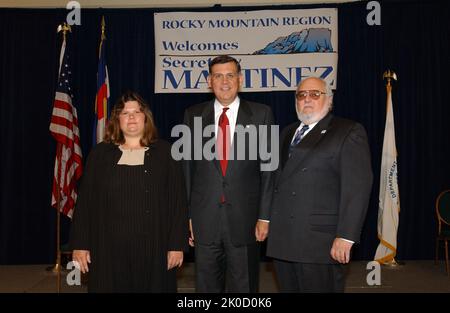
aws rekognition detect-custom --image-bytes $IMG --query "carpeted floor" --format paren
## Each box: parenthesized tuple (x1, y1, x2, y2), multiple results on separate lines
(0, 261, 449, 293)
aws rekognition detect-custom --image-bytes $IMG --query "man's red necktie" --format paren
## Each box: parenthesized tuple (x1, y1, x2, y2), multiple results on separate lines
(217, 107, 230, 202)
(218, 107, 230, 175)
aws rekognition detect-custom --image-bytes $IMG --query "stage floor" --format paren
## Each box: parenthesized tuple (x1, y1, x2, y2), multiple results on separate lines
(0, 261, 449, 293)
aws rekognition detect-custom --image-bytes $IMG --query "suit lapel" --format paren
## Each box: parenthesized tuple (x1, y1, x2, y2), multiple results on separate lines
(278, 114, 334, 185)
(225, 100, 253, 178)
(201, 101, 222, 176)
(281, 122, 300, 169)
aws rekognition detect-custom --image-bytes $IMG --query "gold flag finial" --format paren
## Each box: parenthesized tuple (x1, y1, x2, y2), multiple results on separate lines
(383, 69, 398, 87)
(57, 22, 72, 40)
(101, 16, 106, 41)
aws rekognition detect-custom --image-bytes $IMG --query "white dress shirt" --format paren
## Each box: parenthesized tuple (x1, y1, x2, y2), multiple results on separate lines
(214, 97, 240, 144)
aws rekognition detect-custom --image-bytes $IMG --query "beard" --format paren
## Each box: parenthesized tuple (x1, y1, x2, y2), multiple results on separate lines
(296, 103, 331, 124)
(297, 111, 316, 124)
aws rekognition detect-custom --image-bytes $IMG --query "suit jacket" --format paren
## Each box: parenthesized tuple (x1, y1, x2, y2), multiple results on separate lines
(70, 141, 188, 292)
(183, 99, 274, 246)
(266, 113, 373, 264)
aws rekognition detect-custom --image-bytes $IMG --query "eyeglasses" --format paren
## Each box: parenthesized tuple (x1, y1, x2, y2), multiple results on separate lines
(210, 72, 239, 81)
(120, 110, 144, 118)
(295, 90, 326, 101)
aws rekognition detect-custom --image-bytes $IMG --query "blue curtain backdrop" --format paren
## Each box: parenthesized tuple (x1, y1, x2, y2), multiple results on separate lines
(0, 0, 449, 264)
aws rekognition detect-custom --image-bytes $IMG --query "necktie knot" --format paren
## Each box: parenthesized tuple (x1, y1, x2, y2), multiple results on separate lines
(219, 107, 229, 125)
(292, 124, 309, 146)
(289, 124, 309, 157)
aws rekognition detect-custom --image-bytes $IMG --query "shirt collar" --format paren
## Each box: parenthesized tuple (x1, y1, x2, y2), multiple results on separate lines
(300, 120, 319, 130)
(214, 96, 240, 115)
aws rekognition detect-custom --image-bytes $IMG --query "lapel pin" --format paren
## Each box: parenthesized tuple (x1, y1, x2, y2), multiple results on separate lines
(321, 130, 327, 134)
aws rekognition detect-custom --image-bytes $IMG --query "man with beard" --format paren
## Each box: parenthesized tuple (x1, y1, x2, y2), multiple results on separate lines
(267, 77, 373, 292)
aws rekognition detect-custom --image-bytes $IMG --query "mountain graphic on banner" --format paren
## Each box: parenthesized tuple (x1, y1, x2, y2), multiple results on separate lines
(253, 28, 333, 54)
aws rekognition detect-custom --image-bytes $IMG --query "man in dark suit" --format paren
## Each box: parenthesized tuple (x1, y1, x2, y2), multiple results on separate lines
(266, 77, 373, 292)
(183, 55, 274, 292)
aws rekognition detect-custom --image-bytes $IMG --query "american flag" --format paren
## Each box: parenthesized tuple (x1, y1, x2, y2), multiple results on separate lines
(49, 36, 83, 218)
(93, 18, 110, 145)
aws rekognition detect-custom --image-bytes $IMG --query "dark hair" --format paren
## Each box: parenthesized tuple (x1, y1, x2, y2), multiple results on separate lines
(208, 55, 241, 74)
(104, 91, 158, 146)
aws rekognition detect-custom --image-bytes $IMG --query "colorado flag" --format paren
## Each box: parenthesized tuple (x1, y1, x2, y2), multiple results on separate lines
(93, 17, 110, 145)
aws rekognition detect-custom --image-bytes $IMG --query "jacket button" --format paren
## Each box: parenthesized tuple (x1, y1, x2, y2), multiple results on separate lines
(290, 215, 294, 219)
(274, 188, 278, 193)
(302, 168, 307, 172)
(145, 210, 150, 214)
(292, 191, 296, 196)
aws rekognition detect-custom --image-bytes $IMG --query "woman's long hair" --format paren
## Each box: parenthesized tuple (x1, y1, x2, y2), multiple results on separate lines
(104, 91, 158, 146)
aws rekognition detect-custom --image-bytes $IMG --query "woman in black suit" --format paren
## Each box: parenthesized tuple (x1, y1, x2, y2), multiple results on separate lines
(70, 91, 188, 292)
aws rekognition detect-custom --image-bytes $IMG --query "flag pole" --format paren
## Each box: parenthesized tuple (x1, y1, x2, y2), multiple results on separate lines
(46, 23, 72, 293)
(101, 15, 106, 41)
(380, 69, 403, 268)
(55, 143, 62, 292)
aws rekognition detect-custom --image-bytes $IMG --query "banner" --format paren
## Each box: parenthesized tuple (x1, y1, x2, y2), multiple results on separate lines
(154, 8, 338, 93)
